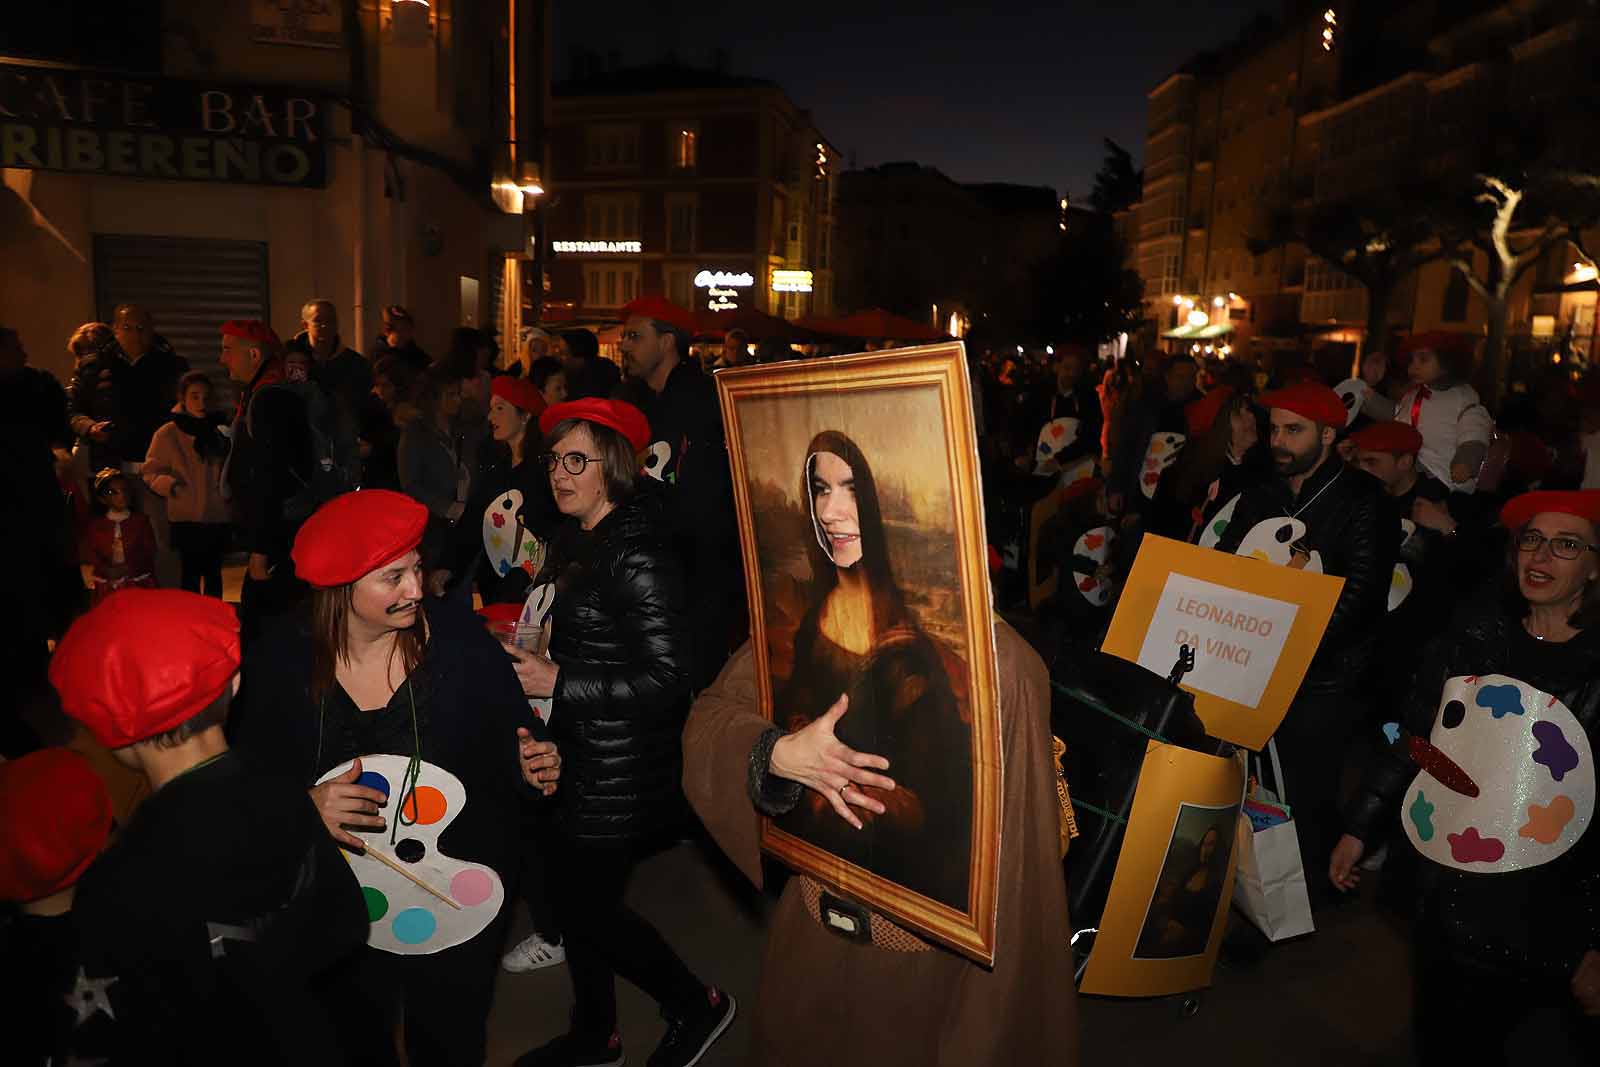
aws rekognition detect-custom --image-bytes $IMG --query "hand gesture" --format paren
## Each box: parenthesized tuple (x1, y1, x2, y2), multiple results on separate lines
(1328, 834, 1365, 892)
(769, 694, 897, 830)
(1572, 950, 1600, 1016)
(1412, 497, 1456, 535)
(502, 641, 559, 699)
(518, 728, 560, 796)
(89, 420, 113, 443)
(309, 757, 390, 849)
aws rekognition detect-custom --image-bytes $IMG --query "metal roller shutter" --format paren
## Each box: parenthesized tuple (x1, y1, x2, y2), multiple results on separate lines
(93, 234, 270, 403)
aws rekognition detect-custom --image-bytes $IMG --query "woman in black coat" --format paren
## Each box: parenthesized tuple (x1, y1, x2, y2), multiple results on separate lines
(505, 398, 736, 1067)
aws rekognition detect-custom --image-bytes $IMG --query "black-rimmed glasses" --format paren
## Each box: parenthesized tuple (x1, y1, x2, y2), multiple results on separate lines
(541, 451, 603, 475)
(1517, 530, 1598, 560)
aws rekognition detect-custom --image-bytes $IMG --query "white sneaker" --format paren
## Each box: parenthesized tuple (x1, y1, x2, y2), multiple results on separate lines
(501, 932, 566, 973)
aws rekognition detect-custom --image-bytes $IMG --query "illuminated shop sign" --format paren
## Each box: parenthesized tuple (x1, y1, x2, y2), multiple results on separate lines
(771, 269, 814, 293)
(0, 64, 325, 187)
(552, 240, 642, 253)
(695, 269, 754, 312)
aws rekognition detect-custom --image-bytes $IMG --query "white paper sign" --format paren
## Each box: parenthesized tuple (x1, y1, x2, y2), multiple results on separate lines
(1136, 574, 1300, 707)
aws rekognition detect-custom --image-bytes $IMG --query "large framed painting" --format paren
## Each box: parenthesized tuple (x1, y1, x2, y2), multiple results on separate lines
(716, 343, 1002, 965)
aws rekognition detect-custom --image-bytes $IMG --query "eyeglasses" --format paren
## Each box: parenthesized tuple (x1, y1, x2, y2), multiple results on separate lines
(541, 451, 603, 475)
(1517, 530, 1597, 560)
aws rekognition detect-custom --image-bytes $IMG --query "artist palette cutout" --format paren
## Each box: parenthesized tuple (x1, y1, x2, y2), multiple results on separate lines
(482, 490, 545, 578)
(1033, 416, 1081, 476)
(1401, 674, 1594, 873)
(1140, 432, 1186, 500)
(317, 754, 506, 955)
(1071, 525, 1117, 606)
(518, 581, 556, 723)
(1232, 516, 1323, 573)
(642, 440, 673, 482)
(1198, 492, 1241, 550)
(1333, 378, 1368, 428)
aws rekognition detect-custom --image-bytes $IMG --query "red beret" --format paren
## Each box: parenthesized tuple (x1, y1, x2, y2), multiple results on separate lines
(491, 374, 546, 415)
(220, 320, 281, 347)
(1185, 385, 1236, 437)
(1499, 490, 1600, 530)
(540, 398, 652, 453)
(0, 749, 112, 903)
(292, 489, 428, 588)
(476, 602, 523, 625)
(1348, 421, 1424, 456)
(1398, 331, 1474, 359)
(622, 295, 698, 336)
(49, 589, 241, 749)
(1258, 381, 1347, 429)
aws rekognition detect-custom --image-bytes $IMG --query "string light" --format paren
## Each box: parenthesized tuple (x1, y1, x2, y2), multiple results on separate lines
(1322, 8, 1337, 52)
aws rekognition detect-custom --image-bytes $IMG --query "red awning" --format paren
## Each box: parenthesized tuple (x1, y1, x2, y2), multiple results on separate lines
(694, 307, 826, 343)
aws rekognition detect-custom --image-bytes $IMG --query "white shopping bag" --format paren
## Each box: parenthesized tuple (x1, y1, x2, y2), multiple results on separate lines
(1231, 740, 1314, 941)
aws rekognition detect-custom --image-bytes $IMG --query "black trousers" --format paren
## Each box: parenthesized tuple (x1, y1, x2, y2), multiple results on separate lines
(518, 802, 560, 942)
(319, 910, 509, 1067)
(239, 556, 306, 649)
(552, 836, 705, 1041)
(1269, 687, 1353, 909)
(170, 521, 229, 597)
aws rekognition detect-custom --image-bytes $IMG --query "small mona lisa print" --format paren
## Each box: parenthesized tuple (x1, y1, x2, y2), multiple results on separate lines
(1132, 802, 1239, 960)
(717, 344, 1002, 963)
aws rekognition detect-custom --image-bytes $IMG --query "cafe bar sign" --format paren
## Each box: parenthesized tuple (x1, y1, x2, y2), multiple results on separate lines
(0, 64, 326, 188)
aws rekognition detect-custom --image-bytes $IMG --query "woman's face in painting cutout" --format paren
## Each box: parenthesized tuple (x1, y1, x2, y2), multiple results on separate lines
(812, 450, 863, 569)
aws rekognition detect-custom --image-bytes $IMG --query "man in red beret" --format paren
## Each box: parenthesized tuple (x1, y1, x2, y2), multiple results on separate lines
(619, 294, 746, 690)
(0, 748, 121, 1065)
(221, 319, 317, 644)
(47, 588, 368, 1065)
(1213, 380, 1399, 909)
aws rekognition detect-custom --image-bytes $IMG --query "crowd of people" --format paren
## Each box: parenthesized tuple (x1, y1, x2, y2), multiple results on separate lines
(3, 289, 1599, 1064)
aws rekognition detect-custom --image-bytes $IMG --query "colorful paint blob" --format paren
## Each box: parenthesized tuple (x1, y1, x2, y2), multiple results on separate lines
(363, 886, 389, 922)
(451, 868, 495, 907)
(395, 838, 427, 863)
(1446, 827, 1505, 864)
(391, 907, 437, 945)
(403, 785, 448, 825)
(1518, 795, 1576, 845)
(1408, 791, 1436, 842)
(356, 770, 392, 798)
(1475, 684, 1524, 720)
(1531, 721, 1580, 783)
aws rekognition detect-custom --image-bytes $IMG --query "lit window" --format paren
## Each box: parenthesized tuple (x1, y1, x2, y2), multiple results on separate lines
(674, 126, 698, 169)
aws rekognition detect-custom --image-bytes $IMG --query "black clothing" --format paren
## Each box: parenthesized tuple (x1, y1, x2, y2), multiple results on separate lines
(370, 335, 432, 377)
(224, 363, 312, 560)
(639, 358, 746, 690)
(538, 484, 692, 845)
(1147, 444, 1270, 543)
(451, 443, 560, 605)
(67, 336, 188, 468)
(0, 364, 71, 452)
(288, 332, 373, 420)
(1214, 456, 1398, 693)
(1017, 380, 1103, 469)
(170, 410, 229, 460)
(171, 519, 229, 596)
(1109, 386, 1190, 513)
(565, 353, 622, 401)
(1345, 597, 1600, 975)
(2, 911, 120, 1067)
(71, 751, 366, 1066)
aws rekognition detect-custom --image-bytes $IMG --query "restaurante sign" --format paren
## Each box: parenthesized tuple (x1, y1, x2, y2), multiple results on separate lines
(0, 64, 326, 188)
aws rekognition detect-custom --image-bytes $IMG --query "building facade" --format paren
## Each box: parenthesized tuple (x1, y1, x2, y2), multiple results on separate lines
(542, 63, 837, 323)
(2, 0, 550, 384)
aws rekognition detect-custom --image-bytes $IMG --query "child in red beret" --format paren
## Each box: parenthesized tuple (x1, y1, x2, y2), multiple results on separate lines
(48, 588, 368, 1065)
(0, 749, 119, 1067)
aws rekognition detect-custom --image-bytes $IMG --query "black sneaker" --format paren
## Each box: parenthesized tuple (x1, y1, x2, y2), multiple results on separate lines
(515, 1030, 625, 1067)
(647, 986, 736, 1067)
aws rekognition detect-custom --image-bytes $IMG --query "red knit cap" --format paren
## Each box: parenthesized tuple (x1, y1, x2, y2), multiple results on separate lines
(1258, 381, 1347, 429)
(1185, 385, 1236, 437)
(1348, 421, 1424, 456)
(0, 749, 113, 903)
(221, 320, 281, 347)
(540, 398, 652, 452)
(49, 589, 241, 749)
(1499, 490, 1600, 531)
(291, 489, 428, 588)
(622, 295, 698, 336)
(491, 374, 546, 415)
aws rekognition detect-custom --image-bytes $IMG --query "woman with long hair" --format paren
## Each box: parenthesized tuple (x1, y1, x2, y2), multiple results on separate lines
(773, 430, 972, 910)
(1331, 490, 1600, 1064)
(1147, 385, 1266, 543)
(228, 489, 560, 1067)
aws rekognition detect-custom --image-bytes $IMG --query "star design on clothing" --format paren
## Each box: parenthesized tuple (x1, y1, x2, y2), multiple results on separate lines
(64, 967, 117, 1025)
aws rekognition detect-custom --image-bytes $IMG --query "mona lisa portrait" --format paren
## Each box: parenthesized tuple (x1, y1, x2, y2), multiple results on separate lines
(716, 344, 1002, 963)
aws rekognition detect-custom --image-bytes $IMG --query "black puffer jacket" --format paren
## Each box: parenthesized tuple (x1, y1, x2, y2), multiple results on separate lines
(1215, 456, 1397, 693)
(540, 482, 690, 843)
(1344, 592, 1600, 975)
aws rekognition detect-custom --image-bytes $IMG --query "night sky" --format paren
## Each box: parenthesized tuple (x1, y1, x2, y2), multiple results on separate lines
(556, 1, 1269, 199)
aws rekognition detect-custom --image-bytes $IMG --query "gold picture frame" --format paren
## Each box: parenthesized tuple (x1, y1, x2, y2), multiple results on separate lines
(716, 343, 1002, 965)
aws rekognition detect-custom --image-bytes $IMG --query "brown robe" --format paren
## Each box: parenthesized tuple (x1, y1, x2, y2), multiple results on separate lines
(683, 617, 1080, 1066)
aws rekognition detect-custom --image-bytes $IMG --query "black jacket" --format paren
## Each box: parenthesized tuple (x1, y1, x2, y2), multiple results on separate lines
(1015, 381, 1103, 469)
(286, 332, 372, 426)
(67, 337, 189, 468)
(1344, 594, 1600, 975)
(450, 444, 560, 605)
(1214, 455, 1398, 692)
(538, 484, 691, 844)
(224, 363, 311, 559)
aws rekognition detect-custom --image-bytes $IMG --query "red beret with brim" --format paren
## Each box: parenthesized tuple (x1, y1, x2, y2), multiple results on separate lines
(1499, 490, 1600, 530)
(622, 295, 698, 336)
(0, 749, 113, 903)
(491, 375, 546, 415)
(49, 589, 241, 750)
(540, 398, 652, 453)
(1348, 421, 1424, 456)
(221, 320, 280, 346)
(1258, 381, 1347, 429)
(1185, 385, 1236, 437)
(292, 489, 429, 588)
